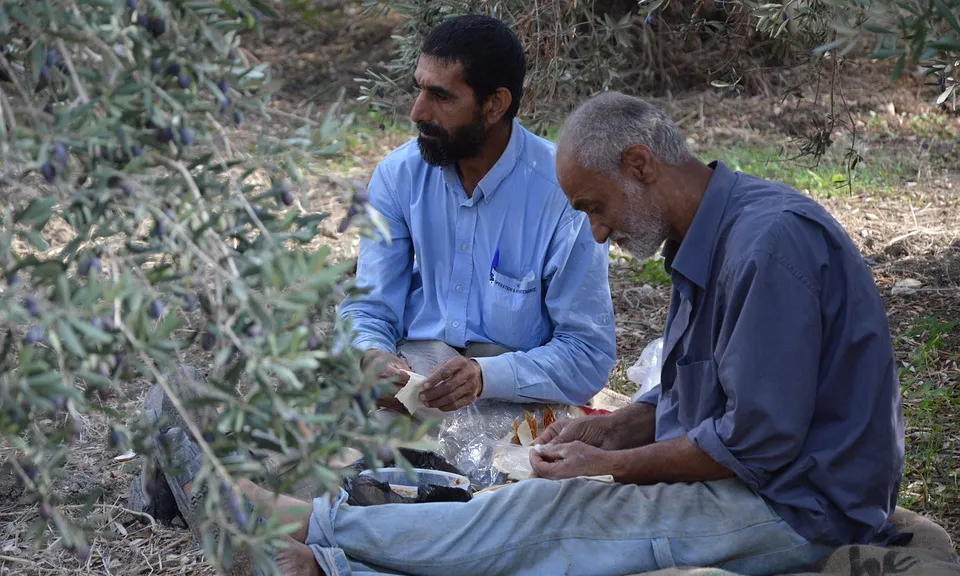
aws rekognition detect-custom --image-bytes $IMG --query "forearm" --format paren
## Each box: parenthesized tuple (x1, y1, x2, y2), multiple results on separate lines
(338, 165, 413, 356)
(603, 403, 657, 450)
(604, 437, 735, 485)
(339, 244, 410, 355)
(340, 309, 399, 355)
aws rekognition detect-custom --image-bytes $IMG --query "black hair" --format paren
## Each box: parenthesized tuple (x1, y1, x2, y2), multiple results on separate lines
(421, 14, 526, 122)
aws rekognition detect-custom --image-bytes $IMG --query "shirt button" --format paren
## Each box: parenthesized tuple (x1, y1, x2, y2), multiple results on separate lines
(452, 321, 460, 328)
(460, 243, 469, 251)
(456, 285, 463, 292)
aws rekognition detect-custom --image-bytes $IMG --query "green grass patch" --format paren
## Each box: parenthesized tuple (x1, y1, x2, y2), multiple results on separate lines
(611, 253, 671, 287)
(314, 111, 415, 172)
(606, 358, 636, 397)
(694, 144, 914, 197)
(863, 110, 960, 141)
(896, 316, 960, 514)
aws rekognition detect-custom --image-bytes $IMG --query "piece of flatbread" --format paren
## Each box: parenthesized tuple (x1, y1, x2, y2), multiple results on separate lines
(543, 405, 556, 429)
(393, 370, 447, 421)
(516, 419, 534, 446)
(490, 443, 616, 485)
(525, 411, 539, 441)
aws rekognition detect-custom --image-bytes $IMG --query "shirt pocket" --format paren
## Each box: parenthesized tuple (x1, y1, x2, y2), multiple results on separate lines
(672, 357, 722, 430)
(482, 268, 543, 350)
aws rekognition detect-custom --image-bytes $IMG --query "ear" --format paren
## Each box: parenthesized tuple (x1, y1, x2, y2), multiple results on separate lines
(483, 87, 513, 124)
(621, 144, 658, 185)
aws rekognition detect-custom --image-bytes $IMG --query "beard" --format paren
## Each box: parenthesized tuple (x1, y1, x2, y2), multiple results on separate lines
(610, 183, 669, 261)
(416, 109, 488, 166)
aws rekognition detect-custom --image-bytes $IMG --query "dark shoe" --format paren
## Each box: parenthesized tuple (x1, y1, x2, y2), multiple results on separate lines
(128, 461, 183, 526)
(128, 368, 280, 575)
(128, 367, 206, 527)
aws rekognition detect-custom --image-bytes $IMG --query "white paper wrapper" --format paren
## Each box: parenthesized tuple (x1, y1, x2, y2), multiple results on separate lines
(491, 443, 538, 481)
(394, 370, 447, 421)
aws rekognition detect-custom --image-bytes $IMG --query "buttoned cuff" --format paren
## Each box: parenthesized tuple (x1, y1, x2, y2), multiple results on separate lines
(473, 354, 517, 401)
(686, 418, 769, 490)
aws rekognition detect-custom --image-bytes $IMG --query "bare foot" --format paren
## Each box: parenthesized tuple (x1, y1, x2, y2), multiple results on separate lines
(237, 479, 312, 542)
(277, 536, 324, 576)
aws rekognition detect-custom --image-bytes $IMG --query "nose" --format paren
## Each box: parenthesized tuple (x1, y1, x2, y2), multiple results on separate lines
(409, 92, 429, 125)
(590, 221, 611, 244)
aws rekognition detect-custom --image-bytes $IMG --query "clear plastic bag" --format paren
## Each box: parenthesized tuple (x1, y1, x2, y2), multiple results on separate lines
(490, 442, 537, 481)
(435, 401, 580, 490)
(627, 337, 664, 402)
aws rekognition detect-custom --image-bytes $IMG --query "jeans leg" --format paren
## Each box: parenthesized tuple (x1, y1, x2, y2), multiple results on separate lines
(305, 477, 833, 576)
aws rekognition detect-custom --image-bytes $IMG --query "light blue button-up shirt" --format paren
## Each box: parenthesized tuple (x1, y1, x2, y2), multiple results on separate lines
(338, 120, 616, 405)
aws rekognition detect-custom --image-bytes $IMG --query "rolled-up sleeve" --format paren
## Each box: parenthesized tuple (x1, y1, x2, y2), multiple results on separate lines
(634, 387, 660, 407)
(475, 212, 617, 406)
(687, 250, 821, 490)
(337, 163, 413, 354)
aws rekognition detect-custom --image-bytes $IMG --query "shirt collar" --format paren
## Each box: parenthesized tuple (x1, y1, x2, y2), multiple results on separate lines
(663, 160, 737, 289)
(442, 118, 525, 205)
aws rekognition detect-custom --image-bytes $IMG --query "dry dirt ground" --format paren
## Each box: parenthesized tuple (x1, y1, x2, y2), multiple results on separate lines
(1, 6, 959, 575)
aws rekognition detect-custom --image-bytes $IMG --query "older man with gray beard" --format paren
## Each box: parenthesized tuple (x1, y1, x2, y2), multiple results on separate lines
(147, 92, 907, 576)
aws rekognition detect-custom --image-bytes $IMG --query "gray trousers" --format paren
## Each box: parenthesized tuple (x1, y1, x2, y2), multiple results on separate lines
(397, 339, 512, 377)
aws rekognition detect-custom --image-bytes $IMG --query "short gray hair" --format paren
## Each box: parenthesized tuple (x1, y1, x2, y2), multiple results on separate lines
(559, 91, 693, 175)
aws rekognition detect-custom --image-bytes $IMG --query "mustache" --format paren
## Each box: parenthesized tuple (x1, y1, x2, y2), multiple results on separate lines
(417, 121, 445, 138)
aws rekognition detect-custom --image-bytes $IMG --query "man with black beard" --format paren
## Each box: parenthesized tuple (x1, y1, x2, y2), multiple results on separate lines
(338, 15, 616, 419)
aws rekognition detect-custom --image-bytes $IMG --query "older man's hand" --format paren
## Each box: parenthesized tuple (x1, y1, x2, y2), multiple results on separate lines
(536, 403, 658, 451)
(419, 356, 483, 412)
(534, 415, 617, 449)
(529, 441, 612, 480)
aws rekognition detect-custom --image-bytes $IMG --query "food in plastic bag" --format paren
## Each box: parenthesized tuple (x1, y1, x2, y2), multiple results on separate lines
(491, 443, 547, 481)
(510, 407, 553, 446)
(627, 337, 664, 402)
(435, 401, 589, 490)
(543, 405, 557, 428)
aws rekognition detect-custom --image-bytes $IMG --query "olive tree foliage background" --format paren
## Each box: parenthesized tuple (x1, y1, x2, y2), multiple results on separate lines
(357, 0, 639, 134)
(0, 0, 419, 572)
(357, 0, 958, 155)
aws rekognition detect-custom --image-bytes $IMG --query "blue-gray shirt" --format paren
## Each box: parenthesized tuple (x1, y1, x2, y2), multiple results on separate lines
(637, 161, 905, 547)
